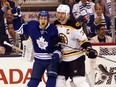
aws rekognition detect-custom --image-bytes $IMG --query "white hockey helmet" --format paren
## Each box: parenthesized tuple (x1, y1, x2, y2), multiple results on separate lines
(57, 4, 70, 15)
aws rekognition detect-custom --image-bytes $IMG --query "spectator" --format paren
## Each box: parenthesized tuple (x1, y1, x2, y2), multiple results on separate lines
(87, 0, 95, 10)
(0, 1, 24, 55)
(0, 46, 6, 55)
(73, 0, 95, 20)
(0, 0, 15, 9)
(7, 22, 21, 55)
(5, 8, 28, 51)
(90, 24, 112, 43)
(5, 8, 13, 23)
(0, 0, 15, 30)
(72, 0, 95, 37)
(7, 22, 16, 41)
(106, 0, 111, 14)
(0, 33, 12, 55)
(95, 0, 111, 19)
(0, 0, 12, 55)
(66, 0, 77, 21)
(5, 8, 25, 23)
(0, 0, 11, 32)
(91, 2, 111, 36)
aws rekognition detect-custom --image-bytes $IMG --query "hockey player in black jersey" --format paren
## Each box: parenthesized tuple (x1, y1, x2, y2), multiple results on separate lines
(11, 8, 61, 87)
(54, 4, 97, 87)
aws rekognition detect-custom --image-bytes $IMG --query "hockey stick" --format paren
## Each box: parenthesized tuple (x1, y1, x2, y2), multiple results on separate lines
(19, 0, 26, 6)
(4, 41, 23, 52)
(4, 41, 34, 62)
(98, 64, 116, 75)
(58, 42, 116, 63)
(57, 42, 82, 51)
(97, 55, 116, 63)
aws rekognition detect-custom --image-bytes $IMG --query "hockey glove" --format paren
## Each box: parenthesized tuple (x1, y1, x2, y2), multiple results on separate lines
(11, 6, 22, 19)
(51, 37, 61, 46)
(86, 48, 98, 59)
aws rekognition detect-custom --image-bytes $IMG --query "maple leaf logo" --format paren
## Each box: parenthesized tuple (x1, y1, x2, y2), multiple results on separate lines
(37, 36, 48, 50)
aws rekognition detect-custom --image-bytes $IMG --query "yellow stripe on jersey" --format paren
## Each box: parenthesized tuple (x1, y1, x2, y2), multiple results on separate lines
(27, 37, 32, 42)
(63, 51, 84, 58)
(63, 49, 80, 53)
(79, 38, 88, 45)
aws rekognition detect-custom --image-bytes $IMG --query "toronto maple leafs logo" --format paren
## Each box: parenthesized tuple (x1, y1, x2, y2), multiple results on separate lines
(36, 36, 48, 50)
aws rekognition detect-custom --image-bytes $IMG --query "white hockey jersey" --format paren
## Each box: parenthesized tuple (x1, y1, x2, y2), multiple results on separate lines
(107, 0, 111, 14)
(72, 1, 94, 19)
(54, 20, 88, 61)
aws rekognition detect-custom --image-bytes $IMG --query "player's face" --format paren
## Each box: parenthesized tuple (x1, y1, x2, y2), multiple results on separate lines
(57, 12, 67, 22)
(38, 16, 49, 29)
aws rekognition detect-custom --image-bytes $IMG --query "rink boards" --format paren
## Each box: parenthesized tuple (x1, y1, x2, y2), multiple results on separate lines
(0, 45, 116, 87)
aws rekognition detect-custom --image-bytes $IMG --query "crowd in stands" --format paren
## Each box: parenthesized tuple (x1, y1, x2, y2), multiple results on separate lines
(0, 0, 27, 55)
(0, 0, 113, 55)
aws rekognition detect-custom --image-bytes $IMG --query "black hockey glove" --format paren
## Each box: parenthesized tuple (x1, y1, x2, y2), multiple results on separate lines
(51, 37, 61, 46)
(86, 48, 98, 59)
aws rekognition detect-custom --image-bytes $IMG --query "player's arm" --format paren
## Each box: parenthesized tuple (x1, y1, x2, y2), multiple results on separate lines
(74, 28, 98, 59)
(51, 36, 61, 63)
(51, 25, 62, 62)
(11, 7, 28, 35)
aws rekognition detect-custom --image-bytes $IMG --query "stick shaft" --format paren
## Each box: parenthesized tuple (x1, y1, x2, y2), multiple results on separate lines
(19, 0, 26, 6)
(58, 42, 81, 51)
(4, 41, 23, 52)
(98, 55, 116, 63)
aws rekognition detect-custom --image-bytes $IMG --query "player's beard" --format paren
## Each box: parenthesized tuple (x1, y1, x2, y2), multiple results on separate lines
(58, 17, 68, 24)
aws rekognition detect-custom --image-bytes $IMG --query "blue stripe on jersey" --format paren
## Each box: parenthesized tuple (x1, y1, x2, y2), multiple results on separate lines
(101, 19, 106, 25)
(107, 2, 111, 9)
(79, 3, 91, 10)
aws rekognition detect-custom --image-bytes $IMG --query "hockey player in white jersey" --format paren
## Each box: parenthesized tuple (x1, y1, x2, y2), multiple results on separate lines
(54, 4, 98, 87)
